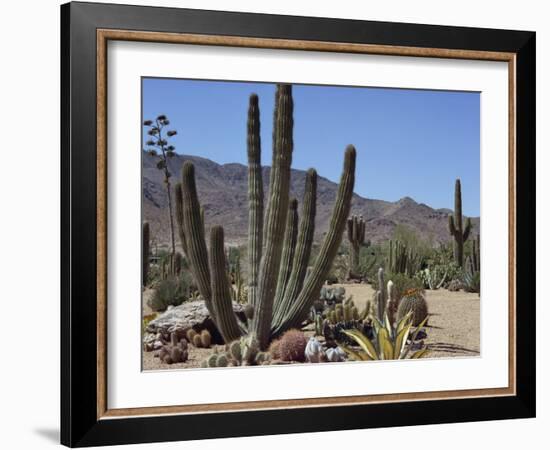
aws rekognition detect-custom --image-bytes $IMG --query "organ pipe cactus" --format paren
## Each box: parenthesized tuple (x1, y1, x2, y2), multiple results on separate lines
(347, 215, 365, 276)
(448, 179, 472, 267)
(177, 84, 356, 349)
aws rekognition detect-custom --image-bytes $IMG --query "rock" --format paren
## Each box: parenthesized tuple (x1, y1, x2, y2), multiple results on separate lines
(447, 279, 463, 292)
(144, 300, 244, 345)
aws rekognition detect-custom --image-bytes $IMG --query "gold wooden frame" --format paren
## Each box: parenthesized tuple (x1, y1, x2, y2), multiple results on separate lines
(96, 29, 516, 420)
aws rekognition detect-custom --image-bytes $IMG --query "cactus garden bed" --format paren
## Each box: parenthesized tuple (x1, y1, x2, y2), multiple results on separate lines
(142, 284, 479, 370)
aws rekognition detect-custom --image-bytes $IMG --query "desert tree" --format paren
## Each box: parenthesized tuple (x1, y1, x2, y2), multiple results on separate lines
(143, 115, 178, 260)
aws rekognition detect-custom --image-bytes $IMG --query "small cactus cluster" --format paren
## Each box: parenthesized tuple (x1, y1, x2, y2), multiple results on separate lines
(325, 297, 366, 324)
(158, 332, 189, 364)
(160, 252, 183, 280)
(323, 317, 374, 348)
(396, 289, 429, 327)
(388, 240, 422, 277)
(304, 337, 347, 363)
(201, 335, 271, 367)
(186, 328, 212, 348)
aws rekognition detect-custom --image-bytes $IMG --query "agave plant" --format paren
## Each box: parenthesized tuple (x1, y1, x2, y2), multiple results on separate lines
(339, 311, 429, 360)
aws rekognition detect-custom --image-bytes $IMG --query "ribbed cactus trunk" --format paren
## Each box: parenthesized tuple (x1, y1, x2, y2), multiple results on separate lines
(272, 169, 317, 326)
(251, 84, 294, 349)
(180, 162, 242, 341)
(142, 222, 150, 287)
(180, 163, 213, 311)
(272, 199, 298, 310)
(246, 94, 263, 309)
(174, 183, 188, 256)
(272, 145, 356, 336)
(377, 267, 387, 321)
(209, 226, 242, 343)
(448, 179, 472, 267)
(347, 215, 365, 276)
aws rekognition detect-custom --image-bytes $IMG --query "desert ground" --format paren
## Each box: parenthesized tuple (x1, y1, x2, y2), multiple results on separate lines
(142, 284, 480, 371)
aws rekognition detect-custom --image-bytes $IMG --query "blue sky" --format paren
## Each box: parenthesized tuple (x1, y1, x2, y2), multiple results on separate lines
(142, 78, 480, 216)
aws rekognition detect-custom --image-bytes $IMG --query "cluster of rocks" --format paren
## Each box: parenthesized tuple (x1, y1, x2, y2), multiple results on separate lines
(143, 300, 244, 353)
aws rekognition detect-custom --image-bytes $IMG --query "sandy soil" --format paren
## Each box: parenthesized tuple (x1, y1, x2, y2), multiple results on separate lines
(332, 283, 480, 358)
(142, 284, 480, 370)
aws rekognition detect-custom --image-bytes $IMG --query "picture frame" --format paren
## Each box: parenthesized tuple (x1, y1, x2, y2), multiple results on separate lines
(60, 1, 535, 447)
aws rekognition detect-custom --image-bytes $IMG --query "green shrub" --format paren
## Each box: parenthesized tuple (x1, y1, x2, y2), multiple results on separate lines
(149, 273, 192, 311)
(382, 272, 424, 301)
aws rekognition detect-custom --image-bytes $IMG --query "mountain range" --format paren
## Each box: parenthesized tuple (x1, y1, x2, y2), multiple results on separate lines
(143, 152, 479, 249)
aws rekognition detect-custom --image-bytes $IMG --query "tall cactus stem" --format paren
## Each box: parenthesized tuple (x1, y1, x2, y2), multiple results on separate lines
(273, 145, 356, 336)
(246, 93, 263, 308)
(273, 198, 298, 312)
(273, 169, 317, 326)
(377, 267, 387, 321)
(174, 183, 188, 256)
(251, 85, 294, 349)
(347, 214, 366, 276)
(448, 179, 472, 267)
(209, 226, 242, 342)
(180, 162, 213, 315)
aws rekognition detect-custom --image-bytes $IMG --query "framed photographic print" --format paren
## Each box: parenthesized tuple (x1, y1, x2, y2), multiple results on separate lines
(60, 1, 536, 447)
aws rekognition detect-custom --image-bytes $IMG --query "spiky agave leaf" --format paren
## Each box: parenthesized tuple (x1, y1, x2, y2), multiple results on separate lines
(342, 329, 379, 360)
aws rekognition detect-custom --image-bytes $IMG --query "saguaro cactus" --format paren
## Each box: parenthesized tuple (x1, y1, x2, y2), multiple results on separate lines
(448, 179, 472, 267)
(178, 85, 357, 349)
(142, 222, 150, 287)
(347, 215, 365, 276)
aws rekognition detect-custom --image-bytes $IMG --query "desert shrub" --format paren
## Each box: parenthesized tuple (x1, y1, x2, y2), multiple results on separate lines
(149, 272, 192, 311)
(383, 272, 424, 301)
(415, 262, 463, 290)
(326, 254, 348, 283)
(357, 244, 385, 281)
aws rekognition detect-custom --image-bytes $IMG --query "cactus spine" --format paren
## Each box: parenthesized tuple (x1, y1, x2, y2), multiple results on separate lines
(246, 94, 263, 309)
(142, 222, 150, 286)
(448, 179, 472, 267)
(347, 215, 365, 276)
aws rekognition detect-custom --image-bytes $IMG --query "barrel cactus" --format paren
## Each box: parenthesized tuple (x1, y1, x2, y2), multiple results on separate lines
(175, 84, 357, 349)
(396, 289, 429, 326)
(279, 329, 307, 362)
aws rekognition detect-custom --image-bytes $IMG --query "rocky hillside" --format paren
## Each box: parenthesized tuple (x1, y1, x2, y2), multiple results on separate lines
(143, 152, 479, 249)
